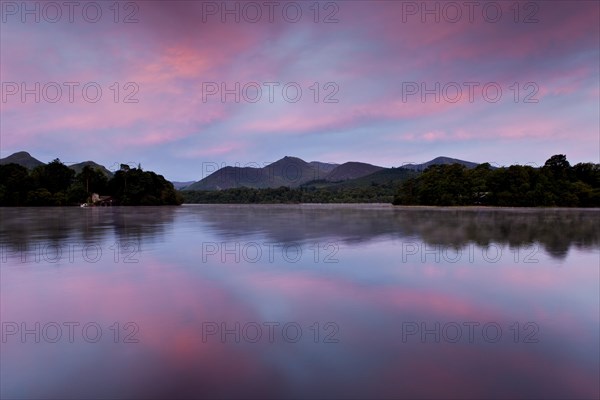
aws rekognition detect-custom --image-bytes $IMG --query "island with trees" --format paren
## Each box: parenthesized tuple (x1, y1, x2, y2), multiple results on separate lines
(0, 160, 183, 206)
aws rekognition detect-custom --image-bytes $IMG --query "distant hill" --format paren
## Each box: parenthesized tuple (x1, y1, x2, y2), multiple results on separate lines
(330, 167, 418, 188)
(0, 151, 44, 169)
(262, 156, 329, 186)
(301, 167, 418, 190)
(187, 165, 268, 190)
(187, 156, 332, 190)
(402, 156, 479, 171)
(325, 162, 384, 181)
(68, 161, 113, 177)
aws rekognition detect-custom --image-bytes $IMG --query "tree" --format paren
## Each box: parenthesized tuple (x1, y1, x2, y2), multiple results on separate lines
(31, 159, 75, 194)
(543, 154, 571, 180)
(108, 167, 182, 205)
(77, 166, 108, 195)
(573, 162, 600, 187)
(0, 163, 32, 206)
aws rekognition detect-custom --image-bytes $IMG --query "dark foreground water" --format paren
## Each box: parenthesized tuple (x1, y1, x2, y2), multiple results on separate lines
(1, 205, 598, 399)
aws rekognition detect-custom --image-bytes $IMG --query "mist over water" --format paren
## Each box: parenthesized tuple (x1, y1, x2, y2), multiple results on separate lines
(1, 205, 599, 399)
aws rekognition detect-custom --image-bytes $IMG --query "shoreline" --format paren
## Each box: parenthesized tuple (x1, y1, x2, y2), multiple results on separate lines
(1, 204, 599, 211)
(181, 203, 600, 211)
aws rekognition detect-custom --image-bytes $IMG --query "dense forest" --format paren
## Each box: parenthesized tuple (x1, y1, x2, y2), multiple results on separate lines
(0, 160, 183, 206)
(182, 184, 398, 204)
(182, 155, 599, 207)
(393, 155, 599, 207)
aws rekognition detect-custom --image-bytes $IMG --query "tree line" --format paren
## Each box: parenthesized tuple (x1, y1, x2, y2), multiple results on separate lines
(393, 155, 599, 207)
(0, 160, 183, 206)
(181, 184, 397, 204)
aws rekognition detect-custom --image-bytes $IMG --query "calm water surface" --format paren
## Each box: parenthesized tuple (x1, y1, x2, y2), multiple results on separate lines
(1, 205, 599, 399)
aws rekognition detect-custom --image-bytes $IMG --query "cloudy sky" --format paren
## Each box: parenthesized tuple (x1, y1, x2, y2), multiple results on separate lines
(1, 0, 598, 181)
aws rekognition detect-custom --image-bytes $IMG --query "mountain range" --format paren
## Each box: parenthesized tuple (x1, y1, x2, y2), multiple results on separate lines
(0, 151, 113, 177)
(186, 156, 340, 190)
(0, 151, 480, 190)
(185, 155, 479, 190)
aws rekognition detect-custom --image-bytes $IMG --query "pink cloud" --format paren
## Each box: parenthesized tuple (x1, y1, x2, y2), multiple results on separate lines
(0, 0, 597, 173)
(178, 143, 246, 158)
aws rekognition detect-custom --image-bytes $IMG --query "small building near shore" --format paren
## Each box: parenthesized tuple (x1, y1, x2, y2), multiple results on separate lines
(90, 193, 114, 206)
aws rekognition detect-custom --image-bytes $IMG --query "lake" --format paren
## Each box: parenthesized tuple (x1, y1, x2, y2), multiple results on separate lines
(1, 205, 598, 399)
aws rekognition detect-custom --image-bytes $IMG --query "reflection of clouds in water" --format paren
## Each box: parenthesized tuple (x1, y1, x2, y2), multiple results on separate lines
(2, 258, 597, 399)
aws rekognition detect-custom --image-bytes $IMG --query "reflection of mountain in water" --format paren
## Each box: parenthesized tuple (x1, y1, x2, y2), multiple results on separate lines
(190, 205, 600, 260)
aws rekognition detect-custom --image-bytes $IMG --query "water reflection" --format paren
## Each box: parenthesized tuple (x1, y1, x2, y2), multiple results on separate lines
(173, 205, 600, 261)
(2, 206, 598, 260)
(0, 207, 178, 263)
(1, 205, 598, 399)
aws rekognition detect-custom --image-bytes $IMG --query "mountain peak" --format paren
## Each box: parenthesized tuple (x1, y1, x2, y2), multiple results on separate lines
(268, 156, 309, 167)
(0, 151, 45, 169)
(69, 161, 113, 177)
(403, 156, 479, 171)
(280, 155, 306, 162)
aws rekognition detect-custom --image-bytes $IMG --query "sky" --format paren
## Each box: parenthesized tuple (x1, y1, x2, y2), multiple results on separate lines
(0, 0, 598, 181)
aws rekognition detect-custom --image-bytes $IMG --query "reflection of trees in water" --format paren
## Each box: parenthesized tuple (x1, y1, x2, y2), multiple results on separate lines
(0, 207, 177, 253)
(400, 209, 598, 260)
(193, 206, 599, 260)
(1, 206, 597, 261)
